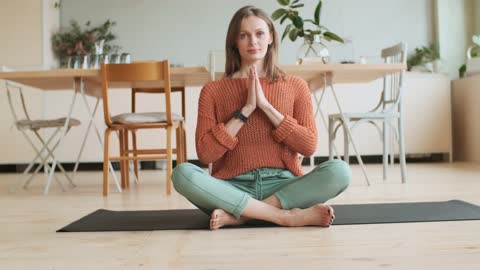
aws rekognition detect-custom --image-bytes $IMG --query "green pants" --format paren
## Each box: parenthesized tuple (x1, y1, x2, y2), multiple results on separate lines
(171, 160, 351, 218)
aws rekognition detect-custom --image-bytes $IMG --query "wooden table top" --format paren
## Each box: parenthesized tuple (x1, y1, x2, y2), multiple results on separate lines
(0, 64, 405, 97)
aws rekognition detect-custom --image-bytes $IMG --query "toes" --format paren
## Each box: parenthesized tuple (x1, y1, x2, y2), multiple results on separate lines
(210, 220, 218, 230)
(210, 210, 221, 230)
(209, 214, 223, 230)
(323, 217, 333, 227)
(327, 205, 334, 216)
(329, 212, 335, 225)
(209, 219, 214, 230)
(210, 215, 219, 230)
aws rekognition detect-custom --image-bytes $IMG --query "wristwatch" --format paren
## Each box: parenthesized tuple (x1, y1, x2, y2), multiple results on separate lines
(233, 109, 248, 123)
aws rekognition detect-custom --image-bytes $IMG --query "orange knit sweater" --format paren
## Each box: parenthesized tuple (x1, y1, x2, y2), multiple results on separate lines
(195, 75, 317, 179)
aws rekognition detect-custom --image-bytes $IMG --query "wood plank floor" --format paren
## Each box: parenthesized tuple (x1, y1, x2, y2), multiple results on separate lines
(0, 162, 479, 269)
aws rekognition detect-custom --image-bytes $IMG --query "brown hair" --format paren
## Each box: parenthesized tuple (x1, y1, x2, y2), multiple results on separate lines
(224, 6, 285, 81)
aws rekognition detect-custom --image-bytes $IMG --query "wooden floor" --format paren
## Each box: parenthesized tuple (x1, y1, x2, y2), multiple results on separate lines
(1, 162, 479, 269)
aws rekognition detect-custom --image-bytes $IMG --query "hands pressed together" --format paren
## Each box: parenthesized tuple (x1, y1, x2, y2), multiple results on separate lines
(243, 65, 271, 116)
(243, 66, 333, 117)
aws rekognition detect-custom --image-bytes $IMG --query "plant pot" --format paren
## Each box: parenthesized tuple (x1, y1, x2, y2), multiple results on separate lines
(411, 60, 441, 73)
(432, 59, 441, 73)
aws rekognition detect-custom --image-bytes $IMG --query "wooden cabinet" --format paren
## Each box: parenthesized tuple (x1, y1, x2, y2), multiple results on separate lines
(452, 74, 480, 163)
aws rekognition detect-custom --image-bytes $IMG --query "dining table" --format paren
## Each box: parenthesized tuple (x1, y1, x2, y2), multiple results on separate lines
(0, 63, 405, 192)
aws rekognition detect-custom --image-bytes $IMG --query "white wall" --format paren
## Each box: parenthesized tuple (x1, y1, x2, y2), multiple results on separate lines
(0, 0, 43, 67)
(59, 0, 435, 65)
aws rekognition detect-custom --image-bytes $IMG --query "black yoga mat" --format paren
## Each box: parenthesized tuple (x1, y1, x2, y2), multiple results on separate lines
(57, 200, 480, 232)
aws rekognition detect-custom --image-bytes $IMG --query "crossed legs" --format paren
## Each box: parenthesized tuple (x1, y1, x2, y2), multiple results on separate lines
(172, 160, 350, 230)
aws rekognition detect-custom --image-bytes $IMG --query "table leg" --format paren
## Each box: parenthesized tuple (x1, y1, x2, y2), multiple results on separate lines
(312, 84, 342, 160)
(328, 81, 371, 186)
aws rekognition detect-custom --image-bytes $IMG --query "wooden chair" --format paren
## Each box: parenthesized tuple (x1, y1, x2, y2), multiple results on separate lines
(101, 61, 186, 196)
(129, 86, 187, 180)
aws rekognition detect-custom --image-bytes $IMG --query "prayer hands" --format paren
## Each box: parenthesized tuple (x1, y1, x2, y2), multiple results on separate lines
(245, 65, 270, 112)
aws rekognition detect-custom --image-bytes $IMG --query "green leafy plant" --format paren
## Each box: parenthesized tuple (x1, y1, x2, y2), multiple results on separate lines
(459, 64, 467, 78)
(271, 0, 344, 45)
(51, 20, 120, 65)
(407, 44, 440, 71)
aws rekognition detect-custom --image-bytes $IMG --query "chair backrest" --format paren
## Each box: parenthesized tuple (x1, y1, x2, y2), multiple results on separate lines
(4, 80, 32, 124)
(131, 86, 184, 115)
(100, 61, 172, 126)
(380, 42, 407, 113)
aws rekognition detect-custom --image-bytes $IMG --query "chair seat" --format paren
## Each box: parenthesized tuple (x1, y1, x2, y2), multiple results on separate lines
(111, 112, 183, 125)
(16, 118, 81, 130)
(329, 111, 400, 120)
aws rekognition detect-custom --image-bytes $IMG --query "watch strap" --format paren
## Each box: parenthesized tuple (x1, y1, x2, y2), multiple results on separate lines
(234, 109, 248, 123)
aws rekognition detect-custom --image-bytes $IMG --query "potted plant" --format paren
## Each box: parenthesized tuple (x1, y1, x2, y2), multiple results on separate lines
(460, 35, 480, 78)
(407, 44, 440, 72)
(51, 20, 119, 67)
(271, 0, 344, 63)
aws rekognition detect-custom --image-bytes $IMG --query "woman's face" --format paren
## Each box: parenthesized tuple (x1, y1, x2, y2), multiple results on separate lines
(236, 16, 273, 65)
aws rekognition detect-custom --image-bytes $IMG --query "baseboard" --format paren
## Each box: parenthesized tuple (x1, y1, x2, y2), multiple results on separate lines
(0, 153, 449, 174)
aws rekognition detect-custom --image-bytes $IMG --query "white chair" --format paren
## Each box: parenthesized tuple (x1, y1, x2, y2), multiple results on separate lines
(4, 80, 80, 194)
(328, 42, 408, 182)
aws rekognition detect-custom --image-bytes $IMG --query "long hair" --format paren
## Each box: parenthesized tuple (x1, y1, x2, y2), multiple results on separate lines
(224, 6, 285, 81)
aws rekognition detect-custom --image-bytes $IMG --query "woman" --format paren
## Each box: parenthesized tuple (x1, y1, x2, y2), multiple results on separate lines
(172, 5, 351, 230)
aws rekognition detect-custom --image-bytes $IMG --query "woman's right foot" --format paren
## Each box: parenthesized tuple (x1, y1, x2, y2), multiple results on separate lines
(284, 204, 335, 227)
(210, 209, 247, 230)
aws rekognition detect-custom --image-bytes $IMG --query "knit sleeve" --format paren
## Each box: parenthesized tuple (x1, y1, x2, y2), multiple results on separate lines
(195, 84, 239, 165)
(271, 77, 317, 156)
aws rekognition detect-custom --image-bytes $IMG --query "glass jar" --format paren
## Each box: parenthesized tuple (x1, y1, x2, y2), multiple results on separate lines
(297, 35, 330, 64)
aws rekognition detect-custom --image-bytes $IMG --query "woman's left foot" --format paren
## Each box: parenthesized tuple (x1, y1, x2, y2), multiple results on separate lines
(284, 204, 335, 227)
(210, 209, 246, 230)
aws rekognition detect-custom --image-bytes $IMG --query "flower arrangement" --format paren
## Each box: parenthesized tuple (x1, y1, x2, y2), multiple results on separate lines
(51, 20, 119, 66)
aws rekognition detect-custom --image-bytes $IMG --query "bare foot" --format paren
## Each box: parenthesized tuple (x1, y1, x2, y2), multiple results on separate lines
(209, 209, 247, 230)
(284, 204, 335, 227)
